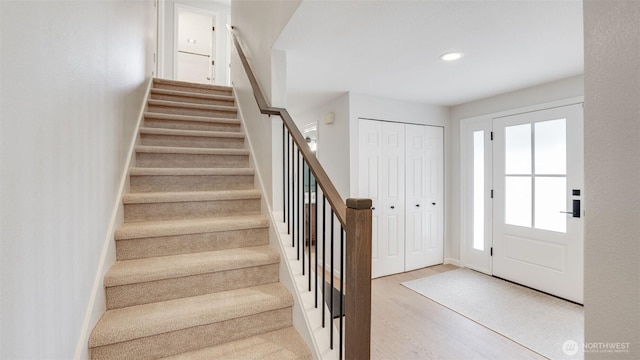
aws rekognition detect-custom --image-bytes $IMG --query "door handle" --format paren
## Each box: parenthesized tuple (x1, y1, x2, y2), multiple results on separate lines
(416, 204, 420, 207)
(432, 202, 436, 205)
(390, 206, 395, 209)
(560, 200, 581, 218)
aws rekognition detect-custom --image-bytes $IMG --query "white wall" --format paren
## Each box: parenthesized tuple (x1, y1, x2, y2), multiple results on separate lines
(160, 0, 231, 85)
(290, 93, 351, 200)
(231, 0, 301, 104)
(448, 75, 584, 262)
(0, 1, 156, 359)
(583, 1, 639, 358)
(230, 0, 301, 206)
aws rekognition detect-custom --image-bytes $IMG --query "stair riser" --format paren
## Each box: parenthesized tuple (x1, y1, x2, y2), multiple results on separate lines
(140, 134, 245, 149)
(90, 307, 292, 360)
(124, 199, 261, 222)
(136, 153, 249, 168)
(153, 83, 232, 97)
(150, 93, 235, 107)
(144, 118, 241, 132)
(106, 264, 279, 309)
(147, 104, 237, 119)
(116, 228, 269, 260)
(130, 174, 254, 192)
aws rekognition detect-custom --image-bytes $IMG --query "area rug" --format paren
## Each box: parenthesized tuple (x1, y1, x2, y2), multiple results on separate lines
(402, 268, 584, 360)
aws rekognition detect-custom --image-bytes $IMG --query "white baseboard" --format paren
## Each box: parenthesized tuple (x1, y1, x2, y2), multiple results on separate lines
(74, 78, 152, 360)
(444, 258, 461, 267)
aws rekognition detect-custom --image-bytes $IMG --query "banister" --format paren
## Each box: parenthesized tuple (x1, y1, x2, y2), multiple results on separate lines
(229, 24, 372, 360)
(228, 25, 347, 226)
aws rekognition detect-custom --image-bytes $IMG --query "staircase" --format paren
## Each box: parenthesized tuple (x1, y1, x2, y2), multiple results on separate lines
(88, 78, 311, 359)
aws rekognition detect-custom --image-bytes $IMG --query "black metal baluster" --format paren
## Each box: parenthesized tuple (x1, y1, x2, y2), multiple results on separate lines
(282, 124, 286, 223)
(301, 158, 305, 275)
(314, 180, 319, 308)
(287, 135, 291, 236)
(330, 210, 335, 349)
(322, 196, 326, 327)
(293, 147, 298, 249)
(340, 227, 345, 360)
(299, 153, 304, 265)
(307, 164, 312, 291)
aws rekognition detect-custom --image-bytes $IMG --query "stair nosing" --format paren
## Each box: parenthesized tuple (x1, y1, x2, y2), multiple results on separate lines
(139, 127, 245, 139)
(151, 88, 235, 102)
(129, 167, 255, 176)
(135, 145, 249, 156)
(122, 190, 261, 204)
(147, 99, 237, 112)
(104, 245, 280, 287)
(158, 327, 310, 360)
(153, 78, 233, 93)
(144, 112, 241, 125)
(88, 283, 292, 348)
(115, 215, 268, 240)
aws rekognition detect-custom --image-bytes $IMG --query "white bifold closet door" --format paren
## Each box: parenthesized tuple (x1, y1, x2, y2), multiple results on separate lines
(358, 119, 443, 278)
(405, 124, 444, 271)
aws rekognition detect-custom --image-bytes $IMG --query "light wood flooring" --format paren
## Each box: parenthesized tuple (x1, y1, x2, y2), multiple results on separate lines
(370, 264, 547, 360)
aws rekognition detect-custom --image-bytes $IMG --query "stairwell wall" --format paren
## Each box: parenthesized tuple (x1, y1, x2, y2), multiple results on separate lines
(0, 1, 156, 359)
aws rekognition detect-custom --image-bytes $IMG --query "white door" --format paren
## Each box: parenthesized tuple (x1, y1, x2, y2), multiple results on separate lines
(492, 104, 584, 303)
(405, 125, 444, 271)
(176, 10, 214, 84)
(358, 120, 405, 278)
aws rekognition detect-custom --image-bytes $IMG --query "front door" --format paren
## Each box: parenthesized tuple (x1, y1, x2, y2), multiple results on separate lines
(492, 104, 584, 303)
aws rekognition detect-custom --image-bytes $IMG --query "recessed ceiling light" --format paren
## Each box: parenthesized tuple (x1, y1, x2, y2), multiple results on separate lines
(440, 51, 464, 62)
(187, 38, 197, 44)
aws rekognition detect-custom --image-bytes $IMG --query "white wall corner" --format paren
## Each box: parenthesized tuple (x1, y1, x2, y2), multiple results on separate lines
(444, 258, 461, 267)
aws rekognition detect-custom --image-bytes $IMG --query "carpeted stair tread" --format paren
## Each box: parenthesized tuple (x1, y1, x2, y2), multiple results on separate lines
(160, 327, 312, 360)
(115, 215, 268, 240)
(88, 283, 293, 348)
(104, 245, 279, 287)
(136, 145, 249, 156)
(143, 112, 241, 125)
(122, 189, 261, 204)
(147, 99, 237, 112)
(151, 88, 235, 102)
(129, 167, 254, 177)
(139, 127, 245, 139)
(153, 78, 233, 93)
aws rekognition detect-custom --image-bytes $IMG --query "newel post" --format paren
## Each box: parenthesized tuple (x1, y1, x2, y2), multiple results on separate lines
(345, 198, 372, 360)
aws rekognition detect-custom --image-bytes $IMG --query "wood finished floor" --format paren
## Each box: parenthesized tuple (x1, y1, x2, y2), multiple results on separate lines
(371, 264, 547, 360)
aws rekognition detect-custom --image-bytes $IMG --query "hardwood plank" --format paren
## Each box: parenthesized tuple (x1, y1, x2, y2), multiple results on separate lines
(370, 265, 547, 360)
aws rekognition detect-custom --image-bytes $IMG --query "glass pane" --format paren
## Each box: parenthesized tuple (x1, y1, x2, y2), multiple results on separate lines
(473, 131, 484, 251)
(505, 176, 531, 227)
(535, 177, 567, 233)
(535, 119, 566, 175)
(505, 123, 532, 174)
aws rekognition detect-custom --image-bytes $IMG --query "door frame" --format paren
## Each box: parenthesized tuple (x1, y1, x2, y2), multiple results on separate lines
(459, 97, 584, 275)
(173, 4, 218, 84)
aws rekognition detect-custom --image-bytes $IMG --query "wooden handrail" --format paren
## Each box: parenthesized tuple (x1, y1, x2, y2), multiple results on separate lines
(229, 25, 371, 359)
(228, 25, 347, 226)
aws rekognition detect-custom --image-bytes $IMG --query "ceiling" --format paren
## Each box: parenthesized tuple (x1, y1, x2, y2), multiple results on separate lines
(274, 0, 584, 111)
